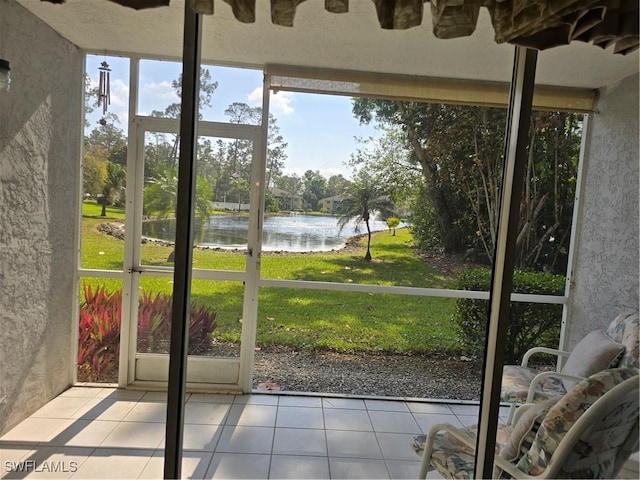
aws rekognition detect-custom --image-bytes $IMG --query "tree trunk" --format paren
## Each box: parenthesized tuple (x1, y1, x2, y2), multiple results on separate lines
(397, 101, 464, 253)
(365, 220, 372, 261)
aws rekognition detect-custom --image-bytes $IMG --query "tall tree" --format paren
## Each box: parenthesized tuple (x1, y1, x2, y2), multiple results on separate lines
(151, 68, 219, 164)
(82, 154, 107, 198)
(337, 170, 394, 261)
(100, 162, 126, 216)
(326, 174, 350, 197)
(352, 98, 581, 272)
(302, 170, 327, 211)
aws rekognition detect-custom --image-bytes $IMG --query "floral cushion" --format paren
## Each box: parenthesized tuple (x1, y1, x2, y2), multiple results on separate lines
(560, 329, 625, 391)
(606, 312, 639, 370)
(411, 424, 512, 479)
(516, 367, 639, 478)
(499, 397, 561, 462)
(501, 365, 566, 403)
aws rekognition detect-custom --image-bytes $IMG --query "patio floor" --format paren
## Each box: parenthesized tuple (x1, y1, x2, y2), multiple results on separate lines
(0, 387, 510, 479)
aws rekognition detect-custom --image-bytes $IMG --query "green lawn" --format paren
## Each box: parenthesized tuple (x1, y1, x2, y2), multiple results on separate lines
(80, 201, 460, 355)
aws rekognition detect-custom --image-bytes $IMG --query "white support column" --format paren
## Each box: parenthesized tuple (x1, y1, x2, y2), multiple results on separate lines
(238, 72, 271, 392)
(558, 113, 591, 360)
(120, 56, 140, 387)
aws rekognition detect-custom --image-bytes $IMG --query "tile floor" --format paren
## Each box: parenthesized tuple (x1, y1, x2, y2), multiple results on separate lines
(0, 387, 509, 479)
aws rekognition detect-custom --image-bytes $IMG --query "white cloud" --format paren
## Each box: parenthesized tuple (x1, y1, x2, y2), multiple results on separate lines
(247, 87, 295, 115)
(109, 78, 129, 108)
(144, 80, 180, 101)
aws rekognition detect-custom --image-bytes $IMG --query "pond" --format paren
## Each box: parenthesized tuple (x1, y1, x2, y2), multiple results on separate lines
(142, 213, 393, 252)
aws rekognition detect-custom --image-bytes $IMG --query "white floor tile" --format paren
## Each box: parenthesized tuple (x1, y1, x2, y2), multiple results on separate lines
(225, 404, 277, 427)
(96, 389, 145, 401)
(184, 403, 230, 425)
(138, 449, 212, 479)
(413, 413, 462, 434)
(323, 408, 373, 431)
(140, 391, 172, 402)
(215, 425, 274, 454)
(6, 387, 501, 480)
(270, 454, 330, 479)
(48, 419, 117, 447)
(206, 453, 271, 479)
(276, 406, 324, 429)
(0, 418, 74, 444)
(329, 457, 390, 479)
(449, 404, 479, 416)
(456, 415, 478, 427)
(121, 401, 167, 423)
(188, 394, 235, 404)
(322, 397, 367, 410)
(68, 448, 154, 479)
(278, 396, 322, 408)
(326, 430, 382, 459)
(376, 432, 421, 461)
(180, 423, 223, 451)
(386, 459, 421, 480)
(272, 428, 327, 456)
(59, 387, 104, 398)
(78, 400, 137, 422)
(12, 447, 93, 479)
(365, 400, 410, 412)
(368, 411, 421, 434)
(99, 421, 165, 449)
(232, 394, 279, 406)
(405, 402, 454, 415)
(31, 397, 93, 420)
(0, 446, 36, 474)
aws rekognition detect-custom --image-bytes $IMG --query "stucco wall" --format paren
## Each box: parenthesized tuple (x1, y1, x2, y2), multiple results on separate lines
(0, 0, 82, 435)
(565, 73, 639, 346)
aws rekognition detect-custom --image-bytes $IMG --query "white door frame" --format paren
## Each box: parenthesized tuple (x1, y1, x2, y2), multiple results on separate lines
(118, 115, 265, 392)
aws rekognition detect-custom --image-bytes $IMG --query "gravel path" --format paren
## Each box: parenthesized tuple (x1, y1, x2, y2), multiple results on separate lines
(251, 347, 483, 401)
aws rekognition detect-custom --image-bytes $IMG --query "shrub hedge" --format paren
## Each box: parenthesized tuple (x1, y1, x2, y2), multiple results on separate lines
(453, 268, 565, 364)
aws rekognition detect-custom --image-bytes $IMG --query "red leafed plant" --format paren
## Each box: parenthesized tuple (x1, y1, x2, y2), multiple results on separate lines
(78, 284, 218, 382)
(77, 285, 122, 382)
(137, 291, 218, 355)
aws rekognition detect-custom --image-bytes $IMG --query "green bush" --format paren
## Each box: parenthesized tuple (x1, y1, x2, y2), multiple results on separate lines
(453, 268, 565, 364)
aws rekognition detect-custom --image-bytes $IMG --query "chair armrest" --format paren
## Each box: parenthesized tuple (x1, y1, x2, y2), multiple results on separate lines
(521, 347, 572, 367)
(526, 371, 583, 403)
(420, 423, 537, 479)
(419, 423, 475, 479)
(494, 454, 538, 479)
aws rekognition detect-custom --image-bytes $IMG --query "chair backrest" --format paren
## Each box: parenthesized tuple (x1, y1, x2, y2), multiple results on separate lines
(515, 367, 639, 479)
(606, 312, 639, 369)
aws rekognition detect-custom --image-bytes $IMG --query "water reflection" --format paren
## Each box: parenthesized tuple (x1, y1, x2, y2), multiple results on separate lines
(142, 214, 392, 252)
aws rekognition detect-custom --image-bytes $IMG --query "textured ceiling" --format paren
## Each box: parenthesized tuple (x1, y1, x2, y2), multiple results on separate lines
(16, 0, 639, 90)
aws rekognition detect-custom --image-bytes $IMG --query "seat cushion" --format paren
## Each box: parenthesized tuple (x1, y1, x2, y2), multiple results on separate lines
(499, 397, 561, 462)
(516, 367, 639, 477)
(411, 424, 512, 479)
(501, 365, 566, 404)
(560, 330, 625, 390)
(606, 312, 639, 369)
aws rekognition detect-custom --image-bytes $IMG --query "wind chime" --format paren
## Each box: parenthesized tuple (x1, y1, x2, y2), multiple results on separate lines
(98, 60, 111, 115)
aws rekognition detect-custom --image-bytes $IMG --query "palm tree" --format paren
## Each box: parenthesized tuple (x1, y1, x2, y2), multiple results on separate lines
(337, 172, 394, 261)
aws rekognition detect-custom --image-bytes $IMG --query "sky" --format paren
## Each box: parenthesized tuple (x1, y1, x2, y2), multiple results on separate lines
(86, 55, 380, 179)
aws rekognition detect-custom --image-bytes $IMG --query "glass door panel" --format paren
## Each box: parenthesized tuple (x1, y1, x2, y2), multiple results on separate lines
(131, 120, 261, 390)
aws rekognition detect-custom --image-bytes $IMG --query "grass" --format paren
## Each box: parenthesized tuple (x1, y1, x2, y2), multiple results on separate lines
(80, 201, 461, 355)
